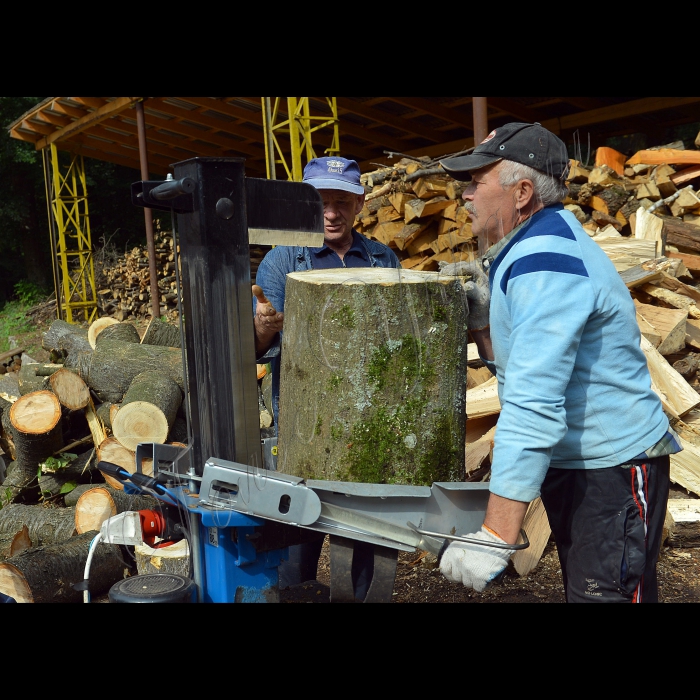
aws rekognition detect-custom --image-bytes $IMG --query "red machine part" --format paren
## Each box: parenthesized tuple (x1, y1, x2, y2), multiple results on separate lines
(138, 509, 175, 548)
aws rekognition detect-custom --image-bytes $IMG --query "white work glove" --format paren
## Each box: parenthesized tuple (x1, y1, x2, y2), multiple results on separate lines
(439, 526, 514, 592)
(438, 260, 490, 331)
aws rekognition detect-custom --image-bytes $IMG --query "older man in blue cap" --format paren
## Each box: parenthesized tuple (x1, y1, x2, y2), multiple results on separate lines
(253, 156, 400, 598)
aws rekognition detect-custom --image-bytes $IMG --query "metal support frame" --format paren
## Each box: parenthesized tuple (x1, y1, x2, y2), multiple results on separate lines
(472, 97, 489, 145)
(42, 143, 97, 324)
(261, 98, 340, 181)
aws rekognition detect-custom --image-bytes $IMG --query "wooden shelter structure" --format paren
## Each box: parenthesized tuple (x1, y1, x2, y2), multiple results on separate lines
(7, 97, 700, 322)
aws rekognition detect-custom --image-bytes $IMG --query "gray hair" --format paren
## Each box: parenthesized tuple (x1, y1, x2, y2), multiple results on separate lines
(497, 160, 569, 206)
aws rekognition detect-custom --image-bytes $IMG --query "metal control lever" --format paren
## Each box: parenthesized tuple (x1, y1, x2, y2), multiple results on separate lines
(406, 522, 530, 551)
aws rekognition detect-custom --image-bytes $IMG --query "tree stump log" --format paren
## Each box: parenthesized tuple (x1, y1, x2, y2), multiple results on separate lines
(0, 503, 77, 545)
(0, 526, 31, 562)
(42, 320, 92, 361)
(88, 317, 120, 349)
(48, 368, 90, 411)
(111, 371, 182, 451)
(278, 268, 468, 485)
(97, 437, 137, 490)
(3, 392, 64, 503)
(74, 485, 160, 534)
(141, 317, 182, 348)
(135, 539, 190, 577)
(0, 531, 127, 603)
(64, 483, 106, 508)
(0, 395, 15, 460)
(17, 364, 47, 396)
(79, 339, 184, 403)
(95, 322, 141, 345)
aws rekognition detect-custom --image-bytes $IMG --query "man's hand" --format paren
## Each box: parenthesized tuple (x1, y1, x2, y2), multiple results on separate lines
(439, 526, 515, 592)
(253, 284, 283, 354)
(439, 259, 490, 331)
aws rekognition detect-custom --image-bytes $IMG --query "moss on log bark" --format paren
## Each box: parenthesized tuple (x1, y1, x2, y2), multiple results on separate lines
(0, 531, 127, 603)
(278, 268, 468, 485)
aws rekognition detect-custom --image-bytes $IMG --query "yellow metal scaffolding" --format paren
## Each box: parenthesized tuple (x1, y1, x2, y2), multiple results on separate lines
(262, 98, 340, 181)
(42, 143, 97, 324)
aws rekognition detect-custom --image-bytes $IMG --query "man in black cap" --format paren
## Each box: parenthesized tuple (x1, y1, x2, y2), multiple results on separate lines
(253, 155, 400, 599)
(438, 122, 679, 602)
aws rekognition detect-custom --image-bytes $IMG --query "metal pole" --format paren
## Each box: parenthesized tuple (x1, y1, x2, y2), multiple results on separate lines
(135, 99, 162, 320)
(472, 97, 488, 146)
(261, 98, 276, 180)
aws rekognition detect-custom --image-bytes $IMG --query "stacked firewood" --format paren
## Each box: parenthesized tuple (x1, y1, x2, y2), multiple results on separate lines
(95, 231, 270, 323)
(355, 157, 475, 270)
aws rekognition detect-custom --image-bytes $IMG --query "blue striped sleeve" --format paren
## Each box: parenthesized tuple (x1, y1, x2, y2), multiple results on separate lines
(500, 252, 588, 294)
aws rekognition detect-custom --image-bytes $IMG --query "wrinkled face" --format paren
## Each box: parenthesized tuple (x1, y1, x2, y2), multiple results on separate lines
(462, 162, 520, 253)
(319, 189, 365, 246)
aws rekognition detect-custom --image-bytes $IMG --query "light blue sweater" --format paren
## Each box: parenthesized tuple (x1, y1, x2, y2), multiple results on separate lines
(484, 204, 669, 502)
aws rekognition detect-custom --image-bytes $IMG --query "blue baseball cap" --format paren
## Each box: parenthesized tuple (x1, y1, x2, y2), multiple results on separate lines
(302, 156, 365, 195)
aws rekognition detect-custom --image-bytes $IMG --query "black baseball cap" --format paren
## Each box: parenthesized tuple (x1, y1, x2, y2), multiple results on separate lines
(440, 122, 570, 180)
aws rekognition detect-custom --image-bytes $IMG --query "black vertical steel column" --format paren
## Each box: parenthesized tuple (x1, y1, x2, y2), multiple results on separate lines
(472, 97, 488, 146)
(172, 157, 262, 473)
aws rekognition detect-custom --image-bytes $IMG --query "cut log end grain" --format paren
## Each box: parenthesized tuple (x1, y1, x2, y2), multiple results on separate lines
(88, 317, 120, 349)
(49, 368, 90, 410)
(97, 437, 137, 490)
(9, 391, 61, 434)
(111, 400, 169, 452)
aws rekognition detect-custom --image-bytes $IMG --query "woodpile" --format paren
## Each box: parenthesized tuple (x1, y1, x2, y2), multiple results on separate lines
(0, 314, 192, 602)
(95, 229, 270, 323)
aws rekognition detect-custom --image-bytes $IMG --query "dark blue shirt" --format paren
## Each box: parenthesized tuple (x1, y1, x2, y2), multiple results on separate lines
(308, 230, 372, 269)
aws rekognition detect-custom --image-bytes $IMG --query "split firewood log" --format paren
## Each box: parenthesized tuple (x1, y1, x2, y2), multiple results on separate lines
(0, 530, 127, 603)
(87, 317, 119, 349)
(74, 485, 160, 534)
(0, 526, 31, 562)
(0, 504, 77, 545)
(140, 317, 182, 348)
(111, 371, 183, 452)
(48, 368, 90, 411)
(2, 391, 63, 504)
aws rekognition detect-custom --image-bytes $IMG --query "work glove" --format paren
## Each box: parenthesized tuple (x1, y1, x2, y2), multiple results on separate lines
(438, 260, 490, 331)
(439, 526, 514, 592)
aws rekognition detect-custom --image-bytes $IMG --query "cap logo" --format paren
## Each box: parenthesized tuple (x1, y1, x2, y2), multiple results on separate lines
(481, 129, 497, 144)
(326, 159, 345, 173)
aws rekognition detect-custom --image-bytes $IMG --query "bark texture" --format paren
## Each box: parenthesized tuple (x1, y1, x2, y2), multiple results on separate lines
(141, 317, 182, 348)
(0, 531, 127, 603)
(0, 504, 77, 545)
(278, 268, 468, 485)
(75, 485, 160, 534)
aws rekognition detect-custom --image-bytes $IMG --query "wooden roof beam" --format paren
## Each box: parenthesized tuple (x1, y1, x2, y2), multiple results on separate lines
(36, 97, 143, 150)
(389, 97, 474, 130)
(336, 98, 447, 143)
(483, 98, 544, 123)
(542, 96, 700, 134)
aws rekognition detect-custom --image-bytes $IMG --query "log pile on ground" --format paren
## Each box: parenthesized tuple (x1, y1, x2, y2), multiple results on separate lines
(460, 130, 700, 572)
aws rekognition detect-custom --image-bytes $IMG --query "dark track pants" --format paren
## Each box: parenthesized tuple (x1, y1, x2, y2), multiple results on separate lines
(540, 456, 670, 603)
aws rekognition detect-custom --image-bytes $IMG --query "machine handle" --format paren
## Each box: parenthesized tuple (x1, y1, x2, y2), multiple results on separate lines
(407, 522, 530, 550)
(150, 177, 196, 200)
(97, 461, 131, 483)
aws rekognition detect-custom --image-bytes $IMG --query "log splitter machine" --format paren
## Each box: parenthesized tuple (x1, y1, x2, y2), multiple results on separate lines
(96, 156, 527, 604)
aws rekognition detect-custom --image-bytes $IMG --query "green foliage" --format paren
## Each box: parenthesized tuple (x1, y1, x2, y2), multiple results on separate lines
(59, 481, 77, 495)
(0, 487, 12, 509)
(37, 452, 77, 477)
(13, 280, 47, 306)
(0, 300, 35, 352)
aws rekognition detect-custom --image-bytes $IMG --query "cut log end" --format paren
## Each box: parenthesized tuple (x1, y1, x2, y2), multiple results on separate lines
(9, 391, 61, 434)
(49, 368, 91, 410)
(111, 401, 169, 452)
